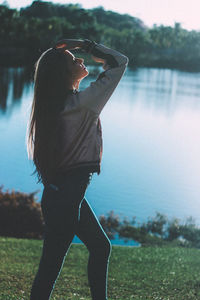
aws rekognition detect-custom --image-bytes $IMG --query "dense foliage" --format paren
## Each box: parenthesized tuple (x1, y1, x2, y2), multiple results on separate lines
(99, 211, 200, 248)
(1, 185, 200, 249)
(1, 1, 200, 70)
(0, 186, 44, 239)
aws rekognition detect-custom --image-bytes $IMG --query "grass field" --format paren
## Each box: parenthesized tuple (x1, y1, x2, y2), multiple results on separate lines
(1, 236, 200, 299)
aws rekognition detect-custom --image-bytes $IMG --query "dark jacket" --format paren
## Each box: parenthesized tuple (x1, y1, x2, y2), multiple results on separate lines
(55, 43, 129, 176)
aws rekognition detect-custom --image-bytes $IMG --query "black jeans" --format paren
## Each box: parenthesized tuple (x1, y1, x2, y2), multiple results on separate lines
(30, 170, 112, 300)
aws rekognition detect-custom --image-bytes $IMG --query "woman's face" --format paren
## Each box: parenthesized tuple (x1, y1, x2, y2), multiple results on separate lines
(65, 50, 88, 81)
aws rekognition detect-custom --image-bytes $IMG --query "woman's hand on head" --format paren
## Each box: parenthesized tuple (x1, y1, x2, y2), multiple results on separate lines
(54, 39, 85, 50)
(91, 55, 105, 64)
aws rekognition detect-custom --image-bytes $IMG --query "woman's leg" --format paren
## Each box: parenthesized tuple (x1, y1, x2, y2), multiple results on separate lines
(30, 226, 74, 300)
(30, 176, 88, 300)
(75, 198, 112, 300)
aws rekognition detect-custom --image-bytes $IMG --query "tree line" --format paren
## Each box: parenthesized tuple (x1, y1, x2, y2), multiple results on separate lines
(0, 1, 200, 70)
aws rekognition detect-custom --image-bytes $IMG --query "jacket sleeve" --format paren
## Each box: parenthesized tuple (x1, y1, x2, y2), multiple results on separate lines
(77, 43, 129, 115)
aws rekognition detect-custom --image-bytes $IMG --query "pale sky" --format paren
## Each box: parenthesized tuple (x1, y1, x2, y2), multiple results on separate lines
(2, 0, 200, 31)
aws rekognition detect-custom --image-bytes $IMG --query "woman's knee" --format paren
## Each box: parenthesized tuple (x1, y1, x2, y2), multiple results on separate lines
(105, 239, 112, 259)
(91, 237, 112, 259)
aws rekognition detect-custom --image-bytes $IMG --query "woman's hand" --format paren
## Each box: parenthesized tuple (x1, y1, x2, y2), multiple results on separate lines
(91, 55, 105, 64)
(53, 39, 84, 50)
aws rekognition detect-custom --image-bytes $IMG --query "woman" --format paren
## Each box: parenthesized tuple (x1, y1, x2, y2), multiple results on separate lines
(28, 38, 128, 300)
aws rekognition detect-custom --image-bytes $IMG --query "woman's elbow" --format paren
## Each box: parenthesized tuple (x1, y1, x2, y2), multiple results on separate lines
(124, 55, 129, 65)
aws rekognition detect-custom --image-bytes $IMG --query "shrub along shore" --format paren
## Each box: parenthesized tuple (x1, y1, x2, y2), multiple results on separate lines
(1, 185, 200, 249)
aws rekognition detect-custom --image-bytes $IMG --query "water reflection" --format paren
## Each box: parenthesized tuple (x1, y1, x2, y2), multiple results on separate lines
(1, 66, 200, 116)
(0, 67, 33, 114)
(0, 66, 100, 115)
(123, 68, 200, 116)
(0, 68, 9, 112)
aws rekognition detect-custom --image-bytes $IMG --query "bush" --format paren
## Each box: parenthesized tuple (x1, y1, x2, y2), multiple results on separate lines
(99, 210, 120, 239)
(1, 184, 200, 249)
(0, 186, 44, 239)
(99, 211, 200, 249)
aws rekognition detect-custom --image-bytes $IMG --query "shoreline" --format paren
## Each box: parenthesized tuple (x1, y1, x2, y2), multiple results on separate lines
(1, 47, 200, 73)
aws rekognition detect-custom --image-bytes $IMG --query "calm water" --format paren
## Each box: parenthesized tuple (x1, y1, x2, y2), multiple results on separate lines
(1, 66, 200, 245)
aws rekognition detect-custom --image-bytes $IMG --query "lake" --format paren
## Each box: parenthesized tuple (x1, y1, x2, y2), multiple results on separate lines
(0, 66, 200, 245)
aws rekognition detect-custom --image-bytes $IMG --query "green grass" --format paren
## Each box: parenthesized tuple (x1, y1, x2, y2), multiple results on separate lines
(1, 236, 200, 299)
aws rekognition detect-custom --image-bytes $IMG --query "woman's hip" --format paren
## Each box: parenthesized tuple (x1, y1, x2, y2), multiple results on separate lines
(40, 170, 92, 234)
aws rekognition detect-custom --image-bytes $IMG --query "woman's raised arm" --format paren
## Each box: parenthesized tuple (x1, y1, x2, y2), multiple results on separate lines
(53, 39, 85, 50)
(77, 41, 129, 115)
(54, 39, 129, 116)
